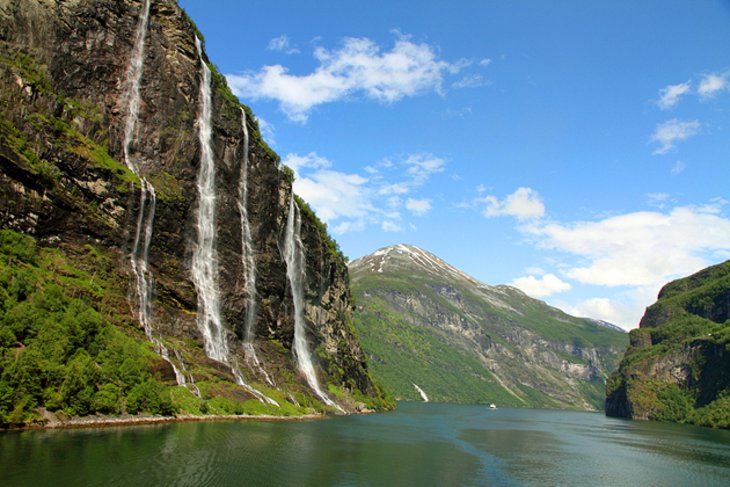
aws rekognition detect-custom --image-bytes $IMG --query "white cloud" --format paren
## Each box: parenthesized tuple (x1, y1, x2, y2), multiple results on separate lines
(565, 298, 637, 331)
(656, 80, 691, 110)
(698, 73, 728, 98)
(227, 35, 465, 122)
(294, 169, 370, 222)
(650, 118, 700, 154)
(404, 153, 446, 183)
(382, 220, 402, 232)
(267, 35, 300, 54)
(378, 183, 410, 196)
(647, 192, 671, 209)
(671, 160, 686, 176)
(530, 203, 730, 287)
(255, 116, 276, 146)
(405, 198, 432, 215)
(481, 187, 545, 220)
(282, 152, 331, 173)
(452, 74, 490, 89)
(511, 273, 571, 298)
(283, 151, 446, 234)
(479, 58, 492, 66)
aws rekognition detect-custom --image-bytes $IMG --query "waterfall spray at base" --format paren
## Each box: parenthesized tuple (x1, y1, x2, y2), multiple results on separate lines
(238, 108, 274, 387)
(192, 37, 277, 407)
(121, 0, 184, 385)
(283, 197, 342, 412)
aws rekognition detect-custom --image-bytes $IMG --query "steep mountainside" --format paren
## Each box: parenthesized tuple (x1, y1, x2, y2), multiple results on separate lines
(0, 0, 388, 426)
(350, 244, 628, 410)
(606, 261, 730, 428)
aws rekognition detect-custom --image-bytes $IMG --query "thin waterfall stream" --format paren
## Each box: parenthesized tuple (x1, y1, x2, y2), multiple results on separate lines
(121, 0, 185, 386)
(193, 37, 277, 407)
(283, 197, 342, 411)
(238, 108, 274, 386)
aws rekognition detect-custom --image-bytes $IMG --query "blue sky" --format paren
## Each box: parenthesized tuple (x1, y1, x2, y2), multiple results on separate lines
(179, 0, 730, 330)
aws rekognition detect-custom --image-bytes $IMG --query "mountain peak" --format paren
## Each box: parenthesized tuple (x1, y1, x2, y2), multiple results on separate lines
(351, 244, 485, 287)
(349, 243, 629, 409)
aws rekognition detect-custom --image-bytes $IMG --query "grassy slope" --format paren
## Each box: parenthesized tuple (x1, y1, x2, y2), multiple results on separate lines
(352, 264, 628, 408)
(356, 295, 525, 406)
(0, 229, 324, 426)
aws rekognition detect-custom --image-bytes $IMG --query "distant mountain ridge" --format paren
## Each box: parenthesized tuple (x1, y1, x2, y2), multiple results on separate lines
(350, 244, 629, 410)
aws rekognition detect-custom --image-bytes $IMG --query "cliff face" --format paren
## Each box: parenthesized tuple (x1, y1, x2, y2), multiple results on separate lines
(350, 245, 628, 410)
(0, 0, 386, 424)
(605, 261, 730, 428)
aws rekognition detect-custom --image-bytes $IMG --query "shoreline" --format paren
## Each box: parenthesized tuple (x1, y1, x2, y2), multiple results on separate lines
(2, 412, 329, 432)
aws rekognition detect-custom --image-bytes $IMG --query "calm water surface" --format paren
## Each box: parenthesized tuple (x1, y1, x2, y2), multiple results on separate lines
(2, 402, 729, 486)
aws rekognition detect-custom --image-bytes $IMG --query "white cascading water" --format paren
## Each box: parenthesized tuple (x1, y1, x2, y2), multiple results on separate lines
(121, 0, 184, 386)
(237, 108, 274, 386)
(192, 35, 229, 363)
(413, 383, 430, 402)
(193, 38, 278, 407)
(174, 349, 200, 398)
(283, 197, 341, 411)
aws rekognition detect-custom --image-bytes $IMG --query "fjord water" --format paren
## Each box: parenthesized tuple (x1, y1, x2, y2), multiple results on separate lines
(2, 403, 729, 486)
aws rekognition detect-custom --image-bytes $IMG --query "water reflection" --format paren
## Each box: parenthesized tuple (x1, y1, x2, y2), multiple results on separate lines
(2, 404, 729, 486)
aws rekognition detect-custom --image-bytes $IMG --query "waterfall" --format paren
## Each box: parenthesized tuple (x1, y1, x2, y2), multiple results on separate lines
(192, 35, 229, 362)
(238, 108, 258, 356)
(193, 38, 278, 407)
(283, 196, 341, 411)
(413, 383, 430, 402)
(174, 349, 201, 398)
(237, 108, 274, 386)
(121, 0, 184, 386)
(122, 0, 150, 176)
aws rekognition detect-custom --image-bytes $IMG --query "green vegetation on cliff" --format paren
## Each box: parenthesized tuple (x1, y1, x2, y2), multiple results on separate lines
(0, 229, 173, 423)
(0, 230, 338, 426)
(606, 260, 730, 429)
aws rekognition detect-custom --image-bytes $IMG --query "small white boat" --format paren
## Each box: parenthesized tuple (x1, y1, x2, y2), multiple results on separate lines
(489, 403, 497, 409)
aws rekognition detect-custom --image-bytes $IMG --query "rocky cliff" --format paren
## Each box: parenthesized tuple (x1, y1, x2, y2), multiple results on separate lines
(606, 260, 730, 428)
(0, 0, 388, 426)
(350, 244, 628, 410)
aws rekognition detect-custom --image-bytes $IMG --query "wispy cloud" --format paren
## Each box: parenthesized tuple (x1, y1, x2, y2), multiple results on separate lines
(405, 197, 432, 215)
(650, 118, 700, 154)
(255, 116, 276, 146)
(452, 74, 490, 89)
(282, 151, 331, 172)
(283, 153, 371, 222)
(515, 200, 730, 329)
(671, 160, 686, 176)
(562, 297, 637, 329)
(227, 34, 470, 122)
(267, 35, 300, 54)
(478, 187, 545, 220)
(646, 192, 671, 209)
(404, 153, 446, 183)
(511, 273, 571, 298)
(529, 202, 730, 287)
(698, 72, 728, 98)
(283, 151, 446, 234)
(656, 80, 691, 110)
(382, 220, 402, 232)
